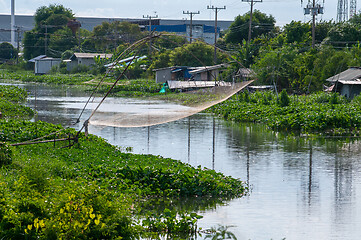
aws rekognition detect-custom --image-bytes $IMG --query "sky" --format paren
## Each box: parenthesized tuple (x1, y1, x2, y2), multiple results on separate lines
(0, 0, 343, 26)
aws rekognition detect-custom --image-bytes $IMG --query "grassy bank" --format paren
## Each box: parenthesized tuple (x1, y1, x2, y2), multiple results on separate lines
(210, 91, 361, 136)
(0, 85, 33, 119)
(0, 70, 223, 106)
(0, 85, 247, 239)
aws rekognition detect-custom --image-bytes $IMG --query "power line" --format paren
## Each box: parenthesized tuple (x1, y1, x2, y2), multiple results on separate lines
(242, 0, 263, 43)
(183, 10, 200, 43)
(143, 14, 158, 60)
(207, 5, 226, 64)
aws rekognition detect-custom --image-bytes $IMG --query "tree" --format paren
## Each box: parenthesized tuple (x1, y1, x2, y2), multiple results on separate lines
(23, 4, 74, 59)
(327, 22, 361, 47)
(315, 20, 334, 43)
(224, 10, 276, 44)
(283, 21, 311, 44)
(49, 28, 78, 55)
(169, 41, 226, 67)
(253, 46, 298, 90)
(92, 21, 143, 51)
(34, 4, 73, 31)
(349, 12, 361, 25)
(0, 42, 18, 60)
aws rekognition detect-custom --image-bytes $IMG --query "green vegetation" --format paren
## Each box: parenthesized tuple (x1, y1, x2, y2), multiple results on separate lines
(210, 91, 361, 136)
(0, 69, 95, 85)
(0, 122, 246, 239)
(0, 42, 18, 61)
(0, 84, 246, 239)
(0, 85, 33, 119)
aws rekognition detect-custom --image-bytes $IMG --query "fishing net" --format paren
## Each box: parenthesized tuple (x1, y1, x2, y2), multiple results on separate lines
(78, 33, 255, 129)
(89, 81, 253, 127)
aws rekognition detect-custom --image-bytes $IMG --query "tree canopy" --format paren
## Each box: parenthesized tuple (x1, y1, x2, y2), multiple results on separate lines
(224, 10, 276, 44)
(0, 42, 18, 61)
(23, 4, 75, 60)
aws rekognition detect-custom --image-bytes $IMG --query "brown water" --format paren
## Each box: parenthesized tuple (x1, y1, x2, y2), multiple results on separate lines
(18, 83, 361, 240)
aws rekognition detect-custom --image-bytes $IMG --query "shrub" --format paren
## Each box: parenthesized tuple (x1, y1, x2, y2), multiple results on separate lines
(0, 142, 12, 166)
(278, 89, 290, 107)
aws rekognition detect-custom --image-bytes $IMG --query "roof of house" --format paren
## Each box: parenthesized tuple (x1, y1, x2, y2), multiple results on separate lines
(236, 68, 255, 78)
(188, 64, 229, 75)
(28, 55, 47, 63)
(70, 52, 113, 60)
(326, 67, 361, 83)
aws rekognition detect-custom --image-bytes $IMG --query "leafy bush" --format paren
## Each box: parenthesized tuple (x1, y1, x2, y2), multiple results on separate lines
(278, 89, 290, 107)
(0, 120, 246, 239)
(210, 91, 361, 136)
(0, 143, 12, 166)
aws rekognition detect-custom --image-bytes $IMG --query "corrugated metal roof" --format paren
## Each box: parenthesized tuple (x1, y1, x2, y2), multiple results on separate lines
(338, 80, 361, 85)
(326, 67, 361, 82)
(167, 80, 231, 89)
(236, 68, 255, 78)
(188, 64, 228, 74)
(71, 52, 113, 60)
(28, 55, 47, 63)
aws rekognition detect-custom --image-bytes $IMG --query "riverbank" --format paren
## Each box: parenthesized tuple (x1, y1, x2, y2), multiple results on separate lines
(0, 70, 224, 107)
(0, 84, 246, 239)
(209, 90, 361, 136)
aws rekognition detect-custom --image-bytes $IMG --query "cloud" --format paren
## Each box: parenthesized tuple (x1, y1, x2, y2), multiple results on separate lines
(75, 8, 119, 18)
(0, 0, 9, 14)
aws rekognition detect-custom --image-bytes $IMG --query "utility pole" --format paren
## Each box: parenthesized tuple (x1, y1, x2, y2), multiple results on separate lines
(207, 5, 226, 65)
(242, 0, 263, 43)
(143, 14, 158, 61)
(11, 0, 15, 47)
(44, 25, 48, 55)
(183, 10, 200, 43)
(16, 26, 20, 64)
(303, 0, 324, 48)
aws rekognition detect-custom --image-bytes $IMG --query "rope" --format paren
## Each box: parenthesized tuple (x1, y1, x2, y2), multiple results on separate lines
(75, 35, 157, 124)
(76, 33, 158, 135)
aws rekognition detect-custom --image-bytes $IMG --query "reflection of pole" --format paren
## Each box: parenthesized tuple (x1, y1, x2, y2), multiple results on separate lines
(147, 126, 150, 153)
(34, 85, 37, 122)
(246, 143, 250, 185)
(188, 117, 191, 163)
(212, 117, 216, 170)
(308, 140, 313, 205)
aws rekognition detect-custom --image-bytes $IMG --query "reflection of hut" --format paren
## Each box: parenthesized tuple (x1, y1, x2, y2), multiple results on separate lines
(326, 67, 361, 98)
(247, 85, 274, 92)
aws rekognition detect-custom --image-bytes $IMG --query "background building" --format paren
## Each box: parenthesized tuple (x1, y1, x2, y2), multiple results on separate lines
(0, 14, 232, 47)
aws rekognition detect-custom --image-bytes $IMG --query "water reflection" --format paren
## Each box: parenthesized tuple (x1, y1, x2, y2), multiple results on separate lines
(9, 82, 361, 240)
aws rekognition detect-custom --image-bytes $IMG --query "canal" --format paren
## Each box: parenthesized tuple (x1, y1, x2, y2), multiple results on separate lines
(19, 83, 361, 239)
